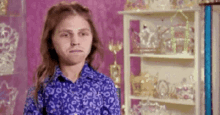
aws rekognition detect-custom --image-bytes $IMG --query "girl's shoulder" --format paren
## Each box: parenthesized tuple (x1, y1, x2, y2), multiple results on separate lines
(95, 72, 116, 87)
(26, 86, 36, 99)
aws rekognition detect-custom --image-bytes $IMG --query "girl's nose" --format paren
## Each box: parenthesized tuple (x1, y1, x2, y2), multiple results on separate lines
(70, 35, 80, 46)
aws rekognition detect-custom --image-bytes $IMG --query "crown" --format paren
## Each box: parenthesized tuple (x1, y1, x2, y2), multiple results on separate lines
(131, 72, 158, 97)
(0, 80, 18, 115)
(0, 23, 19, 76)
(130, 100, 169, 115)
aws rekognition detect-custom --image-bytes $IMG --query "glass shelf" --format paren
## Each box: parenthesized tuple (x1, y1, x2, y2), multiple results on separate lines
(129, 53, 194, 59)
(130, 95, 195, 105)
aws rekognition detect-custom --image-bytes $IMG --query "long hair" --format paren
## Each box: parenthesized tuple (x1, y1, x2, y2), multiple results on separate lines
(33, 1, 103, 100)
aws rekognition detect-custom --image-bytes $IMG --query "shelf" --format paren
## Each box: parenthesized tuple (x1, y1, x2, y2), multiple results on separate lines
(130, 95, 195, 105)
(129, 53, 194, 59)
(118, 8, 200, 15)
(199, 1, 220, 6)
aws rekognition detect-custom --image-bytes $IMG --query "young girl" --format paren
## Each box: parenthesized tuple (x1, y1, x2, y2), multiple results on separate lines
(23, 1, 121, 115)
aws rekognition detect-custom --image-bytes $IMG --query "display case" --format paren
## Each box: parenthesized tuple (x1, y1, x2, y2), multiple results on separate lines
(118, 2, 205, 115)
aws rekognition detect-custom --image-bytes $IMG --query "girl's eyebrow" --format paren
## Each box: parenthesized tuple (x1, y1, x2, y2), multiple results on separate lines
(57, 29, 72, 33)
(78, 28, 91, 32)
(57, 28, 91, 33)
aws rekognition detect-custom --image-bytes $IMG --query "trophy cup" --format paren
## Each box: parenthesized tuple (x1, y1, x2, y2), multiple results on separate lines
(108, 39, 123, 88)
(108, 39, 123, 113)
(0, 0, 8, 15)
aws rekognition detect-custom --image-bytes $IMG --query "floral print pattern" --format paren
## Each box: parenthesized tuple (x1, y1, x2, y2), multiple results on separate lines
(23, 62, 121, 115)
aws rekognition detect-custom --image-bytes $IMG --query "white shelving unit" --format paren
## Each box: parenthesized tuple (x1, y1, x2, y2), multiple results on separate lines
(119, 8, 203, 115)
(212, 5, 220, 115)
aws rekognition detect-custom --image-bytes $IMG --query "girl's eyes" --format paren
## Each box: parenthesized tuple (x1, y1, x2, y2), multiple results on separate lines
(60, 33, 70, 37)
(79, 32, 89, 36)
(59, 31, 90, 38)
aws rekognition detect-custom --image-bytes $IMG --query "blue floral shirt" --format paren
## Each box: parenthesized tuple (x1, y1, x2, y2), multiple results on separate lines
(23, 63, 121, 115)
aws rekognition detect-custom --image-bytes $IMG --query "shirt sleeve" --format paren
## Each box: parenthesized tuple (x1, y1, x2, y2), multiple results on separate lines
(101, 76, 121, 115)
(23, 87, 42, 115)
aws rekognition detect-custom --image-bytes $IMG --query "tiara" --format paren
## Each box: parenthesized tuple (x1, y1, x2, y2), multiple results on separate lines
(130, 100, 170, 115)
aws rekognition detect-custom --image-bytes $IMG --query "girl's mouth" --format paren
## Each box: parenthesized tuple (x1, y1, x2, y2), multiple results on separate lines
(70, 50, 82, 53)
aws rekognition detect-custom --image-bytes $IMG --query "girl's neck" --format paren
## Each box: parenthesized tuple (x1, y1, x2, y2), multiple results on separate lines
(59, 61, 85, 83)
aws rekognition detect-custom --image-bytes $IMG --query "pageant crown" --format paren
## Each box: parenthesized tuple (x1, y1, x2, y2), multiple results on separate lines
(130, 100, 169, 115)
(0, 23, 19, 76)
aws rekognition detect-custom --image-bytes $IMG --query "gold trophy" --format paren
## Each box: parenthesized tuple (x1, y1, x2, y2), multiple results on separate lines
(108, 40, 123, 88)
(0, 0, 8, 15)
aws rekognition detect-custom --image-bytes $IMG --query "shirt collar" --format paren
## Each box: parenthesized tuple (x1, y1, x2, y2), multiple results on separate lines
(52, 62, 96, 82)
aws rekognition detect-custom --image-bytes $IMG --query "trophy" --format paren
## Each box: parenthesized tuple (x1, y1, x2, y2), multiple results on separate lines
(108, 40, 123, 110)
(108, 39, 123, 88)
(0, 0, 8, 15)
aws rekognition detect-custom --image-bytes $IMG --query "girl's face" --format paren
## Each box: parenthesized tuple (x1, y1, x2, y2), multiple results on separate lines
(52, 15, 93, 66)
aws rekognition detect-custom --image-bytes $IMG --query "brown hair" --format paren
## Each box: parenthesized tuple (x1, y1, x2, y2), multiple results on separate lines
(33, 1, 103, 100)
